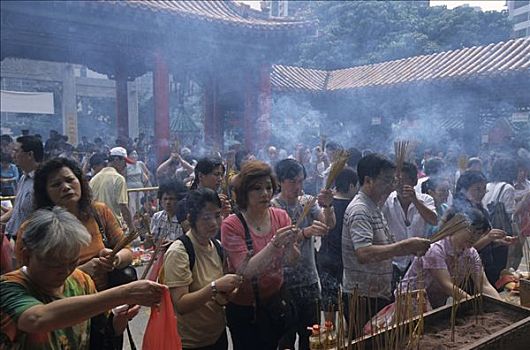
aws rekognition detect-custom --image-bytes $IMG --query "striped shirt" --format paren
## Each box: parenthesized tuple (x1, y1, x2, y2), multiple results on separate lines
(342, 191, 395, 299)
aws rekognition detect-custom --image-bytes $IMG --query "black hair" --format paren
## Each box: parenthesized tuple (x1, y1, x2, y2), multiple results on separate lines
(357, 153, 396, 186)
(490, 157, 518, 184)
(401, 162, 418, 185)
(190, 157, 225, 190)
(16, 135, 44, 162)
(157, 180, 189, 201)
(235, 150, 249, 171)
(1, 152, 13, 163)
(275, 158, 307, 183)
(34, 157, 92, 220)
(443, 206, 491, 235)
(325, 141, 342, 151)
(424, 157, 444, 176)
(346, 147, 362, 168)
(1, 134, 13, 144)
(186, 188, 221, 229)
(89, 153, 107, 168)
(455, 170, 487, 195)
(334, 167, 358, 193)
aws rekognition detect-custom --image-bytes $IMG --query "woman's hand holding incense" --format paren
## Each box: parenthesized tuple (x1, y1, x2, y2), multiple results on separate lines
(215, 274, 243, 294)
(317, 189, 334, 207)
(302, 220, 329, 239)
(99, 248, 118, 271)
(271, 225, 299, 249)
(219, 194, 232, 218)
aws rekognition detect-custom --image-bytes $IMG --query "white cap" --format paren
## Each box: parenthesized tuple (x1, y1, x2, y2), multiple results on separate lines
(109, 147, 134, 164)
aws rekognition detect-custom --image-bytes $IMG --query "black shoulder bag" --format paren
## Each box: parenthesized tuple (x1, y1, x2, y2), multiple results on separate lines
(236, 212, 297, 340)
(92, 208, 138, 350)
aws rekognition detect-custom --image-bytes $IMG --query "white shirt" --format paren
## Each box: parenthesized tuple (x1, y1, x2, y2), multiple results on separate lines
(383, 191, 436, 271)
(482, 182, 516, 214)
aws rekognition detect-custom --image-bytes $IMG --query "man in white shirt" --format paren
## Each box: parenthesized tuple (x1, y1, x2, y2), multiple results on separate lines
(383, 162, 437, 283)
(90, 147, 134, 231)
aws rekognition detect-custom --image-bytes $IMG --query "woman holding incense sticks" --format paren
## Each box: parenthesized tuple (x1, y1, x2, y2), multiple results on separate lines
(397, 207, 501, 310)
(164, 188, 241, 350)
(1, 207, 165, 350)
(221, 160, 300, 350)
(189, 157, 231, 216)
(272, 158, 335, 350)
(15, 157, 132, 291)
(452, 170, 516, 285)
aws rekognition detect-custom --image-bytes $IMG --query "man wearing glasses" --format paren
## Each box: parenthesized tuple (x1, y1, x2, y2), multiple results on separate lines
(342, 154, 430, 334)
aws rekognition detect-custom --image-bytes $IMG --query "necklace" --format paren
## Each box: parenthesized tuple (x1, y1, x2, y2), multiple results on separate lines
(244, 210, 268, 232)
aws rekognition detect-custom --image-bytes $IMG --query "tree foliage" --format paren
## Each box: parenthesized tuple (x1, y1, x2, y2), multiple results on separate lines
(283, 1, 512, 69)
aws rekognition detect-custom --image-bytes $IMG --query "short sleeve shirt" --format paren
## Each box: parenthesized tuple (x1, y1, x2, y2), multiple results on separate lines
(271, 195, 321, 288)
(150, 210, 184, 241)
(383, 191, 436, 271)
(221, 207, 291, 305)
(163, 233, 225, 348)
(342, 191, 395, 299)
(0, 269, 95, 350)
(399, 238, 482, 308)
(89, 167, 128, 221)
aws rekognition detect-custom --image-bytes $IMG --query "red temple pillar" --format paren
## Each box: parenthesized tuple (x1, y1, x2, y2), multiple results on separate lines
(153, 51, 170, 165)
(115, 71, 129, 139)
(257, 64, 272, 150)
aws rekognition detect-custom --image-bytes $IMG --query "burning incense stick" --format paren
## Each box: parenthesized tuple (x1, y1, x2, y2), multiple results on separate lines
(325, 150, 350, 190)
(394, 140, 411, 179)
(458, 154, 468, 172)
(430, 214, 469, 243)
(140, 223, 171, 280)
(295, 151, 350, 227)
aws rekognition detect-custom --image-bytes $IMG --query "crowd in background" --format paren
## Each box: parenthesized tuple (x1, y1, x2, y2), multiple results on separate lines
(1, 128, 530, 350)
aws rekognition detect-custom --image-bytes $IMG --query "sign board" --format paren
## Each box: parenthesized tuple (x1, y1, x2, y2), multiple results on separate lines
(512, 111, 529, 123)
(0, 90, 54, 114)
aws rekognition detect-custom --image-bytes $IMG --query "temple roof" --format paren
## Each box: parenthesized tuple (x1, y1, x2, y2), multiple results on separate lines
(91, 0, 315, 33)
(272, 38, 530, 92)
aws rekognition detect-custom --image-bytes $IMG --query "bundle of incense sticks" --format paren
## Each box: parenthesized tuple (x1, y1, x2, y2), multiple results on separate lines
(140, 229, 170, 280)
(394, 140, 411, 177)
(458, 154, 468, 172)
(325, 150, 350, 190)
(109, 215, 150, 257)
(110, 228, 142, 257)
(430, 214, 469, 243)
(295, 151, 350, 228)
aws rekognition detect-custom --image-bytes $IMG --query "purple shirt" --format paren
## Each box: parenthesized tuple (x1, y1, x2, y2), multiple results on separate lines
(398, 237, 482, 308)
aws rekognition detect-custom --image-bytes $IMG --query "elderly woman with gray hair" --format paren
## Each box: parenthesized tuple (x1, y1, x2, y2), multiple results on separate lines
(0, 207, 165, 350)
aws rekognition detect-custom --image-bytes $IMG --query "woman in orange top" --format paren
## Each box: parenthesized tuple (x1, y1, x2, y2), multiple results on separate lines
(15, 157, 132, 290)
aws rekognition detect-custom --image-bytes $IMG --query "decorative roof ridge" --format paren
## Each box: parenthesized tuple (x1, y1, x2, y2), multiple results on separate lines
(329, 37, 530, 74)
(100, 0, 316, 31)
(272, 38, 529, 92)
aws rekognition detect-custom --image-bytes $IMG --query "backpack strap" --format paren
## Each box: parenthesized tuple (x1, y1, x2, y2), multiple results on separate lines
(211, 239, 224, 265)
(495, 183, 508, 203)
(177, 235, 224, 272)
(177, 235, 196, 271)
(92, 206, 109, 248)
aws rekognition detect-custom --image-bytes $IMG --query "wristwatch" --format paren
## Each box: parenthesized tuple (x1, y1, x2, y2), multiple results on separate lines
(210, 281, 218, 297)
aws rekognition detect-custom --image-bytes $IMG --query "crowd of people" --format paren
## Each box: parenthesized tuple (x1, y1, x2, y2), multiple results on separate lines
(1, 129, 530, 350)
